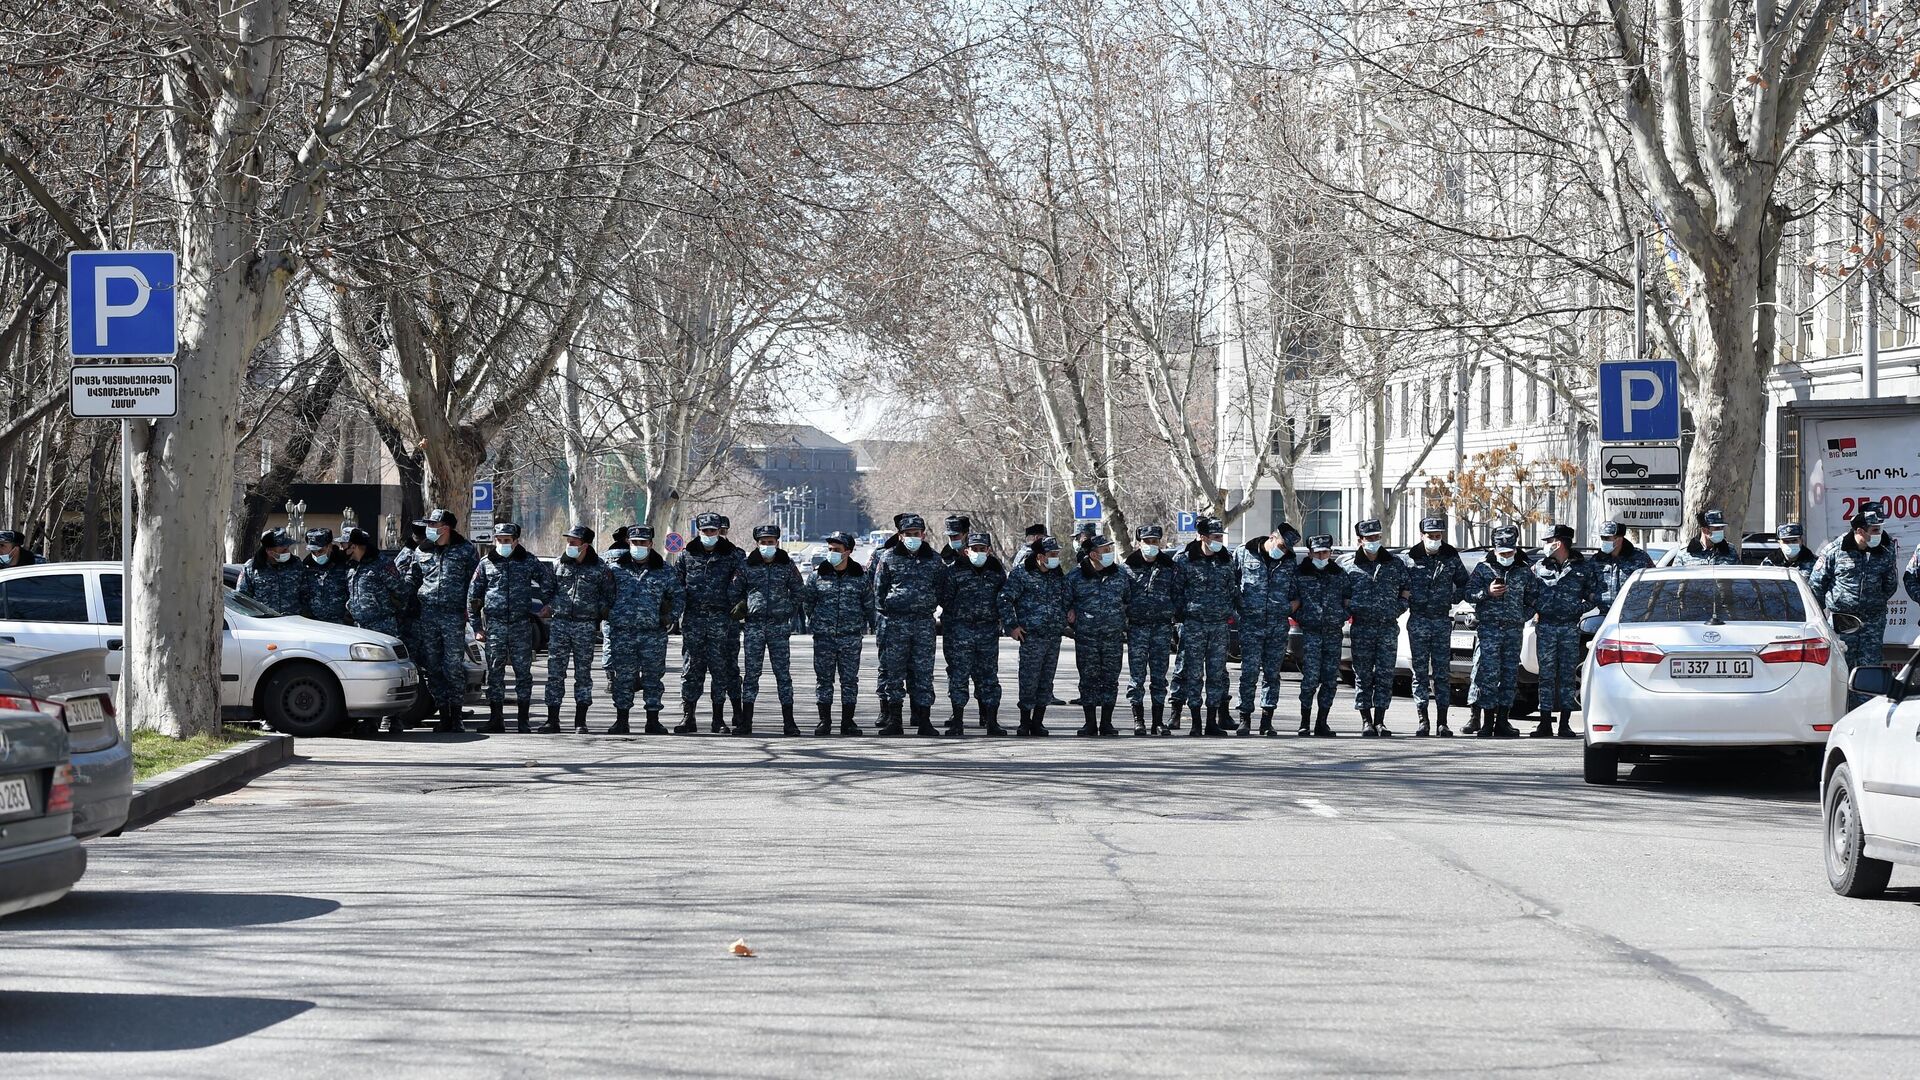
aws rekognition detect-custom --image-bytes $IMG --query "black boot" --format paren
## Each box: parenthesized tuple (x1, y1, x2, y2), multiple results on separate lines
(539, 703, 561, 734)
(1557, 710, 1577, 739)
(1361, 707, 1379, 738)
(1259, 706, 1276, 737)
(1529, 709, 1554, 738)
(1016, 706, 1035, 737)
(733, 703, 755, 736)
(945, 707, 966, 737)
(1217, 707, 1239, 733)
(912, 704, 939, 737)
(1187, 702, 1204, 737)
(517, 701, 533, 734)
(573, 701, 591, 734)
(981, 706, 1007, 736)
(387, 714, 406, 736)
(1415, 705, 1431, 738)
(1151, 700, 1166, 736)
(710, 696, 730, 735)
(1077, 705, 1099, 736)
(1206, 704, 1229, 737)
(1313, 704, 1335, 738)
(840, 701, 864, 737)
(877, 701, 905, 737)
(1298, 706, 1312, 736)
(1169, 702, 1183, 730)
(1463, 706, 1482, 736)
(1236, 710, 1253, 737)
(1132, 702, 1147, 736)
(1435, 705, 1453, 738)
(608, 709, 631, 735)
(1375, 709, 1394, 737)
(644, 709, 668, 735)
(815, 703, 834, 736)
(1031, 707, 1051, 736)
(486, 701, 506, 734)
(1098, 705, 1119, 737)
(1477, 706, 1496, 738)
(435, 702, 464, 734)
(1495, 707, 1522, 738)
(782, 703, 799, 737)
(673, 701, 699, 734)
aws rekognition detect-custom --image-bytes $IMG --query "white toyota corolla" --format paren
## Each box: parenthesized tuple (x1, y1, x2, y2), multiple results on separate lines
(1581, 565, 1847, 784)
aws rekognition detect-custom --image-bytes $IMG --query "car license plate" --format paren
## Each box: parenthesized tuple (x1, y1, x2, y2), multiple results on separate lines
(1669, 657, 1753, 679)
(63, 696, 105, 726)
(401, 666, 417, 685)
(0, 776, 30, 816)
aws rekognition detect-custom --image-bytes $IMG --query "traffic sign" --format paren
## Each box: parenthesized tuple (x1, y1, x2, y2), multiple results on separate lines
(1070, 489, 1103, 521)
(69, 364, 178, 418)
(1175, 510, 1196, 533)
(1602, 488, 1685, 528)
(471, 481, 495, 512)
(664, 531, 686, 554)
(1598, 359, 1681, 443)
(67, 251, 178, 358)
(1598, 443, 1682, 487)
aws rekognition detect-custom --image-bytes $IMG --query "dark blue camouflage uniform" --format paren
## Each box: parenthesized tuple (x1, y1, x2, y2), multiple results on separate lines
(344, 554, 412, 638)
(1529, 553, 1601, 713)
(1170, 540, 1238, 708)
(740, 547, 805, 706)
(872, 539, 950, 708)
(1235, 539, 1296, 712)
(468, 547, 553, 705)
(545, 552, 614, 706)
(1404, 542, 1466, 710)
(300, 557, 351, 624)
(1068, 557, 1132, 707)
(1466, 556, 1535, 708)
(607, 549, 681, 713)
(237, 558, 304, 615)
(803, 557, 872, 707)
(408, 537, 480, 713)
(1293, 554, 1351, 712)
(1593, 542, 1655, 608)
(1002, 556, 1071, 709)
(1342, 548, 1410, 714)
(944, 554, 1006, 711)
(1123, 549, 1182, 707)
(1671, 538, 1740, 566)
(678, 538, 746, 707)
(1813, 532, 1902, 705)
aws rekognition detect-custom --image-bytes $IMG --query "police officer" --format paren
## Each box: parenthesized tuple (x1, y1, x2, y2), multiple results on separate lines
(1172, 517, 1240, 736)
(1023, 522, 1049, 556)
(546, 525, 614, 734)
(1405, 515, 1466, 737)
(1816, 507, 1900, 708)
(939, 515, 971, 565)
(0, 530, 45, 566)
(944, 531, 1007, 736)
(1235, 524, 1298, 737)
(714, 514, 748, 724)
(1673, 509, 1739, 566)
(468, 522, 554, 733)
(1124, 525, 1182, 736)
(341, 527, 414, 735)
(803, 531, 871, 736)
(1529, 523, 1599, 739)
(1764, 522, 1818, 571)
(607, 525, 682, 735)
(1002, 536, 1069, 736)
(300, 528, 350, 624)
(1344, 518, 1410, 737)
(1466, 526, 1534, 739)
(237, 528, 304, 613)
(393, 521, 429, 671)
(1593, 520, 1654, 609)
(739, 524, 805, 736)
(678, 512, 745, 734)
(1069, 533, 1131, 737)
(407, 509, 478, 733)
(872, 513, 949, 737)
(1294, 534, 1350, 737)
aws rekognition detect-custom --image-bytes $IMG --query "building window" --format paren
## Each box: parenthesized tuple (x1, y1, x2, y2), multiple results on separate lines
(1309, 414, 1332, 454)
(1288, 490, 1341, 539)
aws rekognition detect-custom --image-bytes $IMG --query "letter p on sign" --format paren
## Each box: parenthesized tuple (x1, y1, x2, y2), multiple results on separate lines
(1599, 359, 1681, 443)
(67, 251, 179, 359)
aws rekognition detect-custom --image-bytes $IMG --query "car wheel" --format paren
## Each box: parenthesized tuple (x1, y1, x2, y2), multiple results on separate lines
(1825, 763, 1893, 898)
(1583, 743, 1618, 785)
(259, 664, 348, 738)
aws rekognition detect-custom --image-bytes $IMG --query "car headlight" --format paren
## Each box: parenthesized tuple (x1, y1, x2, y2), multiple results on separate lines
(349, 643, 397, 662)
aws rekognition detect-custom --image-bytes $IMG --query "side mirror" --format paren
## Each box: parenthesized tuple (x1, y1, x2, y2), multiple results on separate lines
(1849, 665, 1897, 701)
(1579, 613, 1604, 637)
(1832, 611, 1865, 635)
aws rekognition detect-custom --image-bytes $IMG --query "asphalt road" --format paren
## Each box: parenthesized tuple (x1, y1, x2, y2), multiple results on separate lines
(5, 638, 1918, 1078)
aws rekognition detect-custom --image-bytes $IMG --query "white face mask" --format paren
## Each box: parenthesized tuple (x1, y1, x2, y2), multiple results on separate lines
(1709, 529, 1726, 545)
(1782, 543, 1802, 560)
(825, 550, 844, 566)
(1141, 544, 1160, 559)
(1495, 552, 1515, 567)
(758, 545, 778, 559)
(1045, 555, 1060, 570)
(495, 542, 514, 557)
(1423, 537, 1441, 553)
(273, 551, 292, 563)
(1362, 540, 1382, 555)
(699, 532, 718, 547)
(630, 544, 649, 558)
(565, 545, 581, 560)
(1099, 551, 1115, 567)
(425, 527, 442, 543)
(1311, 556, 1329, 569)
(968, 550, 988, 567)
(902, 536, 923, 552)
(1205, 540, 1224, 554)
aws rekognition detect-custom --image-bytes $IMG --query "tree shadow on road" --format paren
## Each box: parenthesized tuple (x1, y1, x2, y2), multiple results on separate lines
(0, 990, 313, 1052)
(0, 890, 341, 932)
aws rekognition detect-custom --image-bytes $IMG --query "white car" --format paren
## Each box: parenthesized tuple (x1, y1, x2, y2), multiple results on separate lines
(0, 562, 420, 737)
(1581, 565, 1847, 784)
(1819, 662, 1920, 897)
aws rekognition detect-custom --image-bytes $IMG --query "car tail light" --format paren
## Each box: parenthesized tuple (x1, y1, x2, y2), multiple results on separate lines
(1813, 724, 1834, 732)
(48, 764, 74, 814)
(1594, 639, 1664, 666)
(0, 694, 60, 720)
(1591, 724, 1613, 732)
(1759, 638, 1830, 665)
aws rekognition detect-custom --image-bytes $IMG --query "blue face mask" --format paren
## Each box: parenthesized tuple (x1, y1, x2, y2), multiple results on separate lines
(700, 533, 718, 547)
(1782, 543, 1802, 560)
(1141, 544, 1159, 559)
(1869, 531, 1883, 548)
(424, 527, 441, 543)
(495, 542, 514, 557)
(1311, 556, 1329, 569)
(902, 536, 923, 552)
(1709, 529, 1726, 545)
(1362, 540, 1382, 555)
(312, 553, 330, 565)
(1205, 540, 1223, 554)
(826, 550, 844, 566)
(273, 551, 292, 563)
(968, 550, 988, 567)
(629, 544, 649, 558)
(1045, 556, 1060, 570)
(565, 545, 581, 560)
(1099, 551, 1115, 567)
(759, 545, 778, 559)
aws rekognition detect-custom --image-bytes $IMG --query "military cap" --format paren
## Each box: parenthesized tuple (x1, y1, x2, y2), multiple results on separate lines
(1024, 523, 1048, 538)
(895, 513, 926, 532)
(339, 528, 374, 549)
(304, 528, 335, 548)
(627, 525, 655, 541)
(1491, 525, 1521, 550)
(1307, 534, 1334, 552)
(1853, 507, 1885, 529)
(966, 531, 993, 548)
(823, 530, 855, 548)
(413, 508, 458, 528)
(491, 521, 521, 538)
(945, 514, 971, 535)
(1085, 533, 1113, 549)
(1549, 523, 1576, 543)
(1355, 518, 1383, 537)
(564, 524, 595, 543)
(1420, 516, 1446, 534)
(693, 513, 723, 530)
(1135, 524, 1164, 541)
(1196, 516, 1226, 536)
(1698, 509, 1727, 528)
(752, 524, 781, 541)
(1598, 520, 1624, 540)
(1038, 537, 1062, 554)
(1778, 522, 1805, 541)
(260, 528, 294, 548)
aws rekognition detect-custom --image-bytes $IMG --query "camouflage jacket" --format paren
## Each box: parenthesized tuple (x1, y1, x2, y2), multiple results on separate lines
(236, 558, 305, 615)
(1593, 543, 1655, 607)
(467, 547, 553, 624)
(1672, 538, 1740, 567)
(1235, 540, 1296, 625)
(1465, 556, 1536, 628)
(343, 556, 412, 628)
(677, 539, 746, 617)
(872, 538, 949, 618)
(410, 536, 480, 613)
(548, 552, 615, 621)
(1529, 553, 1602, 623)
(803, 559, 873, 636)
(1068, 558, 1133, 637)
(1122, 550, 1183, 625)
(608, 549, 682, 632)
(1403, 543, 1467, 619)
(741, 548, 805, 621)
(1812, 532, 1901, 616)
(944, 555, 1008, 627)
(1001, 557, 1071, 636)
(1292, 556, 1353, 632)
(1173, 540, 1239, 624)
(300, 557, 351, 623)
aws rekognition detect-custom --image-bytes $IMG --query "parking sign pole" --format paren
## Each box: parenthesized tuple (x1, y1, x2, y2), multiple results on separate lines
(121, 416, 133, 745)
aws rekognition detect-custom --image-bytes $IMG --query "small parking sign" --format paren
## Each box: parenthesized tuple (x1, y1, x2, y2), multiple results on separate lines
(471, 481, 495, 513)
(1071, 490, 1103, 521)
(68, 251, 178, 358)
(1176, 510, 1196, 533)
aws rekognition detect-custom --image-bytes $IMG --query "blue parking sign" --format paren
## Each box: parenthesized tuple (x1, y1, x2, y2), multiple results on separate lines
(471, 481, 495, 513)
(1175, 510, 1196, 533)
(1071, 490, 1103, 521)
(68, 251, 178, 358)
(1598, 359, 1681, 442)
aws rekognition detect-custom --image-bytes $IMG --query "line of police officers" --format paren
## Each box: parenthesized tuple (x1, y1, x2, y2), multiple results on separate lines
(230, 500, 1910, 738)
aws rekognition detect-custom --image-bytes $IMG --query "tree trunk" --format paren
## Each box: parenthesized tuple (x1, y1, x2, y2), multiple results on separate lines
(423, 427, 488, 524)
(561, 348, 594, 530)
(1684, 252, 1766, 537)
(81, 436, 104, 560)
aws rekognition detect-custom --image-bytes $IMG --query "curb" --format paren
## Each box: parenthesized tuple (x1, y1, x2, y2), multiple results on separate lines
(122, 733, 296, 832)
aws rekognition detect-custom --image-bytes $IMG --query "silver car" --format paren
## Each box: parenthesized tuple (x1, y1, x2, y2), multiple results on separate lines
(0, 707, 87, 917)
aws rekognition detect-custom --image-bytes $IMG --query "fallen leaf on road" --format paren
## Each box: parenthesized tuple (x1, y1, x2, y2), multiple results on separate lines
(729, 939, 755, 957)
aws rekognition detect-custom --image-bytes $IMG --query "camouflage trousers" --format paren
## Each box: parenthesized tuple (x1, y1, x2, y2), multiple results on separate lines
(1075, 631, 1125, 707)
(742, 619, 794, 706)
(1350, 619, 1397, 712)
(1469, 624, 1523, 708)
(606, 629, 668, 712)
(1236, 618, 1288, 712)
(1016, 632, 1063, 709)
(945, 622, 1002, 710)
(1840, 616, 1888, 709)
(414, 606, 468, 712)
(681, 615, 741, 705)
(1125, 623, 1173, 706)
(880, 614, 937, 707)
(1534, 621, 1585, 713)
(1406, 614, 1452, 707)
(544, 618, 599, 706)
(1298, 627, 1341, 711)
(481, 616, 536, 705)
(813, 632, 863, 706)
(1170, 620, 1230, 707)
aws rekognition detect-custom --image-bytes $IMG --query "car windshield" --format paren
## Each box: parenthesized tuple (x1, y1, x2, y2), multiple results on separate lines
(224, 588, 289, 619)
(1619, 577, 1806, 624)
